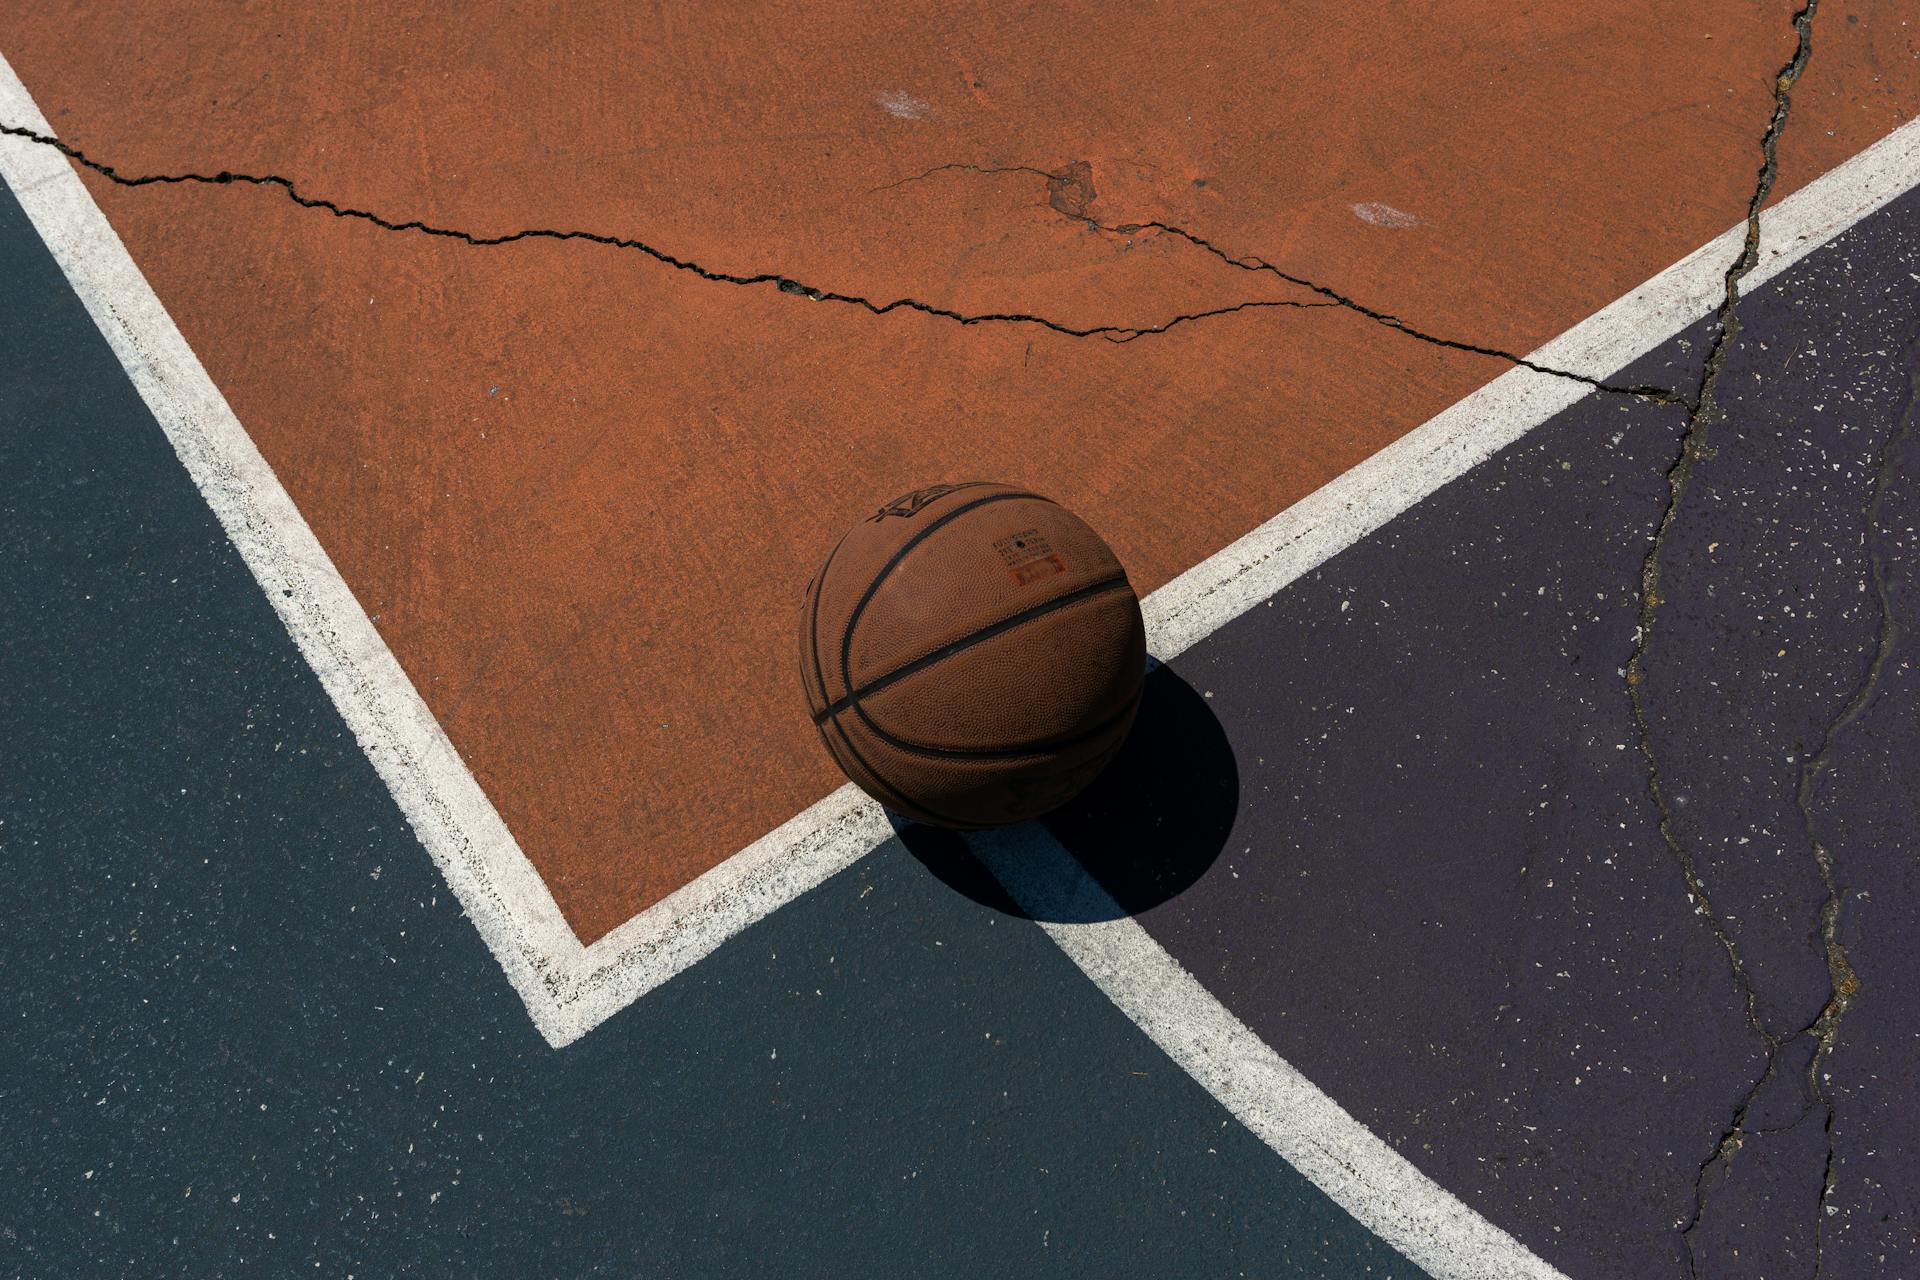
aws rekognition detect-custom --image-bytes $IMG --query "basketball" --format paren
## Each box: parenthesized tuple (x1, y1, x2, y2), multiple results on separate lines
(800, 481, 1147, 828)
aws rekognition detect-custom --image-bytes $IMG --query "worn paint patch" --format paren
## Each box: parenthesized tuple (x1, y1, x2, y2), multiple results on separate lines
(1352, 201, 1419, 228)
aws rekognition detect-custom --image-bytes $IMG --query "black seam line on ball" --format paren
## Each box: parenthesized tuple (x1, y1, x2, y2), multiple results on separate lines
(812, 491, 1033, 832)
(821, 704, 974, 828)
(806, 526, 856, 716)
(837, 488, 1048, 703)
(808, 533, 956, 825)
(810, 574, 1133, 725)
(853, 676, 1145, 762)
(817, 711, 958, 827)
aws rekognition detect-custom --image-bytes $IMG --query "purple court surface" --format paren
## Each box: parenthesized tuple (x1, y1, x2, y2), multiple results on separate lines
(1120, 182, 1919, 1276)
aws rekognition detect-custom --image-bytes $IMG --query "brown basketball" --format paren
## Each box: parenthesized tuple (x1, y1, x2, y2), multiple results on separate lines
(800, 481, 1146, 828)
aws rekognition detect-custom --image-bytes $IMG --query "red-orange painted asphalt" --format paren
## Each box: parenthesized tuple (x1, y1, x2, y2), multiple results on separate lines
(3, 2, 1912, 940)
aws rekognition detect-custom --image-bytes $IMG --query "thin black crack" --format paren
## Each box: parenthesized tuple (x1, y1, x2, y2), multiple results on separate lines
(1802, 334, 1915, 1277)
(1096, 217, 1685, 404)
(0, 122, 1334, 342)
(885, 159, 1099, 219)
(1678, 1039, 1783, 1234)
(876, 157, 1684, 402)
(7, 119, 1673, 393)
(1671, 965, 1782, 1278)
(1613, 3, 1823, 1275)
(868, 161, 1064, 195)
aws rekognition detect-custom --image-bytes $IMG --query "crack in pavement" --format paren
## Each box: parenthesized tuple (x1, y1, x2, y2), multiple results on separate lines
(1, 121, 1352, 342)
(876, 157, 1686, 403)
(7, 120, 1677, 397)
(867, 160, 1067, 195)
(1093, 217, 1686, 403)
(1801, 327, 1915, 1278)
(1614, 3, 1842, 1275)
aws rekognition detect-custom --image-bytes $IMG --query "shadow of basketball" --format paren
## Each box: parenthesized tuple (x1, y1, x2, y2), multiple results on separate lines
(895, 661, 1239, 921)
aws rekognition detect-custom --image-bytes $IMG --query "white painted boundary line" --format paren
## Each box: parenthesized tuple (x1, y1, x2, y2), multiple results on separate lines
(4, 31, 1915, 1058)
(0, 55, 580, 1047)
(0, 52, 890, 1049)
(966, 120, 1920, 1280)
(1145, 113, 1920, 659)
(970, 825, 1568, 1280)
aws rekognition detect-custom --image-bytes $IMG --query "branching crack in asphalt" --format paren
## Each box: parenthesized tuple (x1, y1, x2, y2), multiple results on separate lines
(1614, 3, 1832, 1275)
(1801, 332, 1914, 1277)
(6, 120, 1671, 396)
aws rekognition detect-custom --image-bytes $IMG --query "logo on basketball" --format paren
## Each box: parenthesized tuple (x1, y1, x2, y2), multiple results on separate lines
(868, 483, 967, 521)
(994, 529, 1066, 584)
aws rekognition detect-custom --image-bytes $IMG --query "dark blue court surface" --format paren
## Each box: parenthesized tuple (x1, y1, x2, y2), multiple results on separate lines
(1145, 186, 1920, 1277)
(0, 178, 1423, 1278)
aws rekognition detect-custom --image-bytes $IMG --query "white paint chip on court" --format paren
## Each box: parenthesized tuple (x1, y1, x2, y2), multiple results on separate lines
(876, 90, 931, 120)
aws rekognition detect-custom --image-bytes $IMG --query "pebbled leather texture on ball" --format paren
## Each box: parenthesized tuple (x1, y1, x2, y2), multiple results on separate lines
(800, 481, 1146, 828)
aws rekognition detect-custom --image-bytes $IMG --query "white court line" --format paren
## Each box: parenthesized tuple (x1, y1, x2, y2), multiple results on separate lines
(1145, 114, 1920, 660)
(971, 825, 1569, 1280)
(3, 37, 1916, 1066)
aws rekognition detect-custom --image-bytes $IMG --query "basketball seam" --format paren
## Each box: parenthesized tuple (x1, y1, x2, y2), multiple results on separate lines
(828, 489, 1050, 820)
(808, 530, 923, 811)
(834, 488, 1048, 700)
(805, 526, 854, 715)
(806, 499, 981, 828)
(812, 714, 957, 826)
(863, 479, 1001, 521)
(811, 573, 1133, 723)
